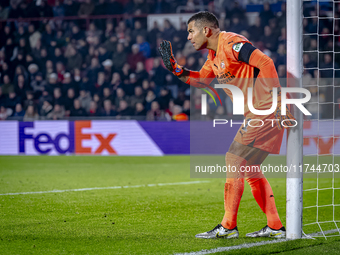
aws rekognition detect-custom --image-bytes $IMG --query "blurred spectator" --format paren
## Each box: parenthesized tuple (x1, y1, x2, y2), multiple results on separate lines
(158, 88, 172, 110)
(12, 103, 25, 120)
(46, 73, 59, 95)
(150, 57, 166, 86)
(53, 47, 66, 64)
(88, 100, 99, 116)
(25, 54, 35, 69)
(148, 21, 161, 52)
(38, 0, 54, 18)
(121, 63, 132, 83)
(260, 2, 275, 28)
(78, 89, 91, 112)
(98, 45, 111, 63)
(0, 87, 6, 106)
(114, 87, 128, 109)
(249, 16, 263, 43)
(130, 86, 144, 107)
(56, 62, 66, 82)
(70, 98, 87, 116)
(229, 16, 248, 34)
(1, 75, 14, 95)
(320, 54, 338, 78)
(71, 25, 85, 42)
(101, 99, 117, 116)
(111, 72, 123, 90)
(64, 88, 76, 114)
(1, 62, 12, 83)
(127, 44, 145, 71)
(135, 102, 146, 116)
(174, 90, 186, 106)
(94, 0, 108, 15)
(136, 35, 150, 58)
(261, 26, 277, 52)
(145, 90, 156, 111)
(0, 3, 9, 20)
(153, 0, 171, 14)
(0, 105, 10, 120)
(103, 34, 118, 53)
(183, 99, 190, 116)
(275, 43, 286, 67)
(48, 104, 65, 120)
(122, 73, 137, 96)
(40, 100, 53, 119)
(64, 0, 79, 17)
(31, 72, 47, 98)
(53, 87, 65, 106)
(102, 59, 113, 82)
(94, 72, 109, 96)
(135, 62, 148, 83)
(78, 0, 95, 17)
(42, 24, 54, 47)
(107, 0, 123, 15)
(53, 0, 65, 18)
(87, 57, 102, 85)
(65, 46, 83, 70)
(23, 91, 35, 110)
(112, 43, 127, 70)
(23, 105, 39, 121)
(117, 99, 133, 116)
(14, 74, 28, 99)
(146, 100, 164, 120)
(162, 19, 176, 42)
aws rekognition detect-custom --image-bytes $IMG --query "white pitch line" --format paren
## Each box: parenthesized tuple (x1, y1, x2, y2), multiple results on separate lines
(174, 239, 288, 255)
(0, 180, 210, 196)
(174, 229, 340, 255)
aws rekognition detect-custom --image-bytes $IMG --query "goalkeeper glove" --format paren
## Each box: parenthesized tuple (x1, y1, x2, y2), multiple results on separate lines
(272, 88, 296, 130)
(158, 40, 184, 76)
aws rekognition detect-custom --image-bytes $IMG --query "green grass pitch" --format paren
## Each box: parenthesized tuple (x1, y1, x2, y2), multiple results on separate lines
(1, 155, 340, 254)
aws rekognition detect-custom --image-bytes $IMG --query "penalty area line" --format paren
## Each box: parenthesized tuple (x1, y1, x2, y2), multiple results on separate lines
(0, 180, 210, 196)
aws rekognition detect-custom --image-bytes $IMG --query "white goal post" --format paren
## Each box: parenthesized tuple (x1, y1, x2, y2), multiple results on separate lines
(286, 0, 304, 239)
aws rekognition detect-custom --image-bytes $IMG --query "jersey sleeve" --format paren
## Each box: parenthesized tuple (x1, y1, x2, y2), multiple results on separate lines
(186, 57, 215, 88)
(223, 34, 250, 62)
(230, 41, 280, 79)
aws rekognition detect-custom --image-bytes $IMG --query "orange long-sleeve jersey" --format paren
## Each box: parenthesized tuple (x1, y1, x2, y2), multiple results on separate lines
(187, 31, 281, 118)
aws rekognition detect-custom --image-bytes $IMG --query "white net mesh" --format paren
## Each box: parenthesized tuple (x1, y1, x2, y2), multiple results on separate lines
(302, 0, 340, 239)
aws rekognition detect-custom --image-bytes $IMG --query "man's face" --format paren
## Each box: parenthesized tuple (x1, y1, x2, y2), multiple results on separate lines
(187, 21, 206, 51)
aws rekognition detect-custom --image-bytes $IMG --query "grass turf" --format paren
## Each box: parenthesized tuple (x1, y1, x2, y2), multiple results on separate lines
(0, 155, 340, 254)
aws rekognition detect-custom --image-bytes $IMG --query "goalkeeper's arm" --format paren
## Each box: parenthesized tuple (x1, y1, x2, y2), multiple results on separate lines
(158, 40, 213, 88)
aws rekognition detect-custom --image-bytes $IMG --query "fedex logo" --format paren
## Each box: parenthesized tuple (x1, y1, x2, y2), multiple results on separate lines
(19, 121, 117, 155)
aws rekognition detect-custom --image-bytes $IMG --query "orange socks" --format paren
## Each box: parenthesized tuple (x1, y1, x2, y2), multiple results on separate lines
(221, 153, 247, 229)
(221, 158, 283, 230)
(246, 167, 283, 230)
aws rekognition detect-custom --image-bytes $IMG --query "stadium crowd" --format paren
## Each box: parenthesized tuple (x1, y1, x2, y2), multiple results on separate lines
(0, 0, 339, 121)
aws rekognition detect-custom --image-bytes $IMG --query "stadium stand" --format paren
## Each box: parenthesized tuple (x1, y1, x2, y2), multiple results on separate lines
(0, 0, 338, 120)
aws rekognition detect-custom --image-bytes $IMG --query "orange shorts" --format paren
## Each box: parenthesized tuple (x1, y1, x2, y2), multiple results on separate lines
(234, 114, 284, 154)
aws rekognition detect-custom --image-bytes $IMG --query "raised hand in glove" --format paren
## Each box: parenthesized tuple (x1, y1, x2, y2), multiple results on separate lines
(158, 40, 184, 76)
(271, 88, 296, 130)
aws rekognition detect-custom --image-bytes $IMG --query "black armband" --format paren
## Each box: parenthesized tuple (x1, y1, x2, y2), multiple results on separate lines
(238, 43, 257, 64)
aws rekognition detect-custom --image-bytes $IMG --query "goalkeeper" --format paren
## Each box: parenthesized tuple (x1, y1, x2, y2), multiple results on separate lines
(159, 11, 294, 239)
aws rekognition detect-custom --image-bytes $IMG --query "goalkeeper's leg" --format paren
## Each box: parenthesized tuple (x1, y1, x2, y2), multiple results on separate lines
(245, 156, 283, 230)
(221, 141, 274, 230)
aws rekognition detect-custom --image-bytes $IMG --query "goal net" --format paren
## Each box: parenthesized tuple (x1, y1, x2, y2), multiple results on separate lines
(300, 0, 340, 239)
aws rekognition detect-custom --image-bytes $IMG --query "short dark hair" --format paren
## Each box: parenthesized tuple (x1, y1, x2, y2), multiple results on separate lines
(187, 11, 219, 29)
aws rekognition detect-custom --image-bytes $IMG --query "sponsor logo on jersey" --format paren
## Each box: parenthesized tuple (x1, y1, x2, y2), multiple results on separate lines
(233, 42, 244, 52)
(220, 61, 225, 69)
